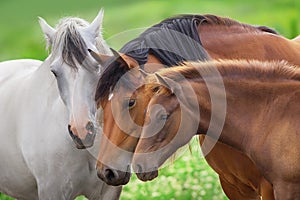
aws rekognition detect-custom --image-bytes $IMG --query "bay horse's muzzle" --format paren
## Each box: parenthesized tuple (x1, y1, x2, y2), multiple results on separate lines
(68, 123, 96, 149)
(96, 164, 131, 186)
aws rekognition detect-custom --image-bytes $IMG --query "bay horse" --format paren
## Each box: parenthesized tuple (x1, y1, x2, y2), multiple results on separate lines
(92, 14, 300, 199)
(0, 10, 121, 199)
(132, 59, 300, 200)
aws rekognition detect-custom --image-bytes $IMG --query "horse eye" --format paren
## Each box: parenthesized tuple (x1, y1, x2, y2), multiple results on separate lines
(51, 70, 58, 77)
(160, 114, 169, 120)
(128, 99, 136, 108)
(152, 86, 160, 93)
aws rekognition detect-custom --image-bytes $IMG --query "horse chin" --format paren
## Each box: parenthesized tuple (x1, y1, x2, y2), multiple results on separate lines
(136, 170, 158, 182)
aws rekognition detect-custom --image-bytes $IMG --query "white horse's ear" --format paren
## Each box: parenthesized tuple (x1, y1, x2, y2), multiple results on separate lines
(38, 17, 56, 48)
(86, 9, 104, 37)
(154, 73, 180, 94)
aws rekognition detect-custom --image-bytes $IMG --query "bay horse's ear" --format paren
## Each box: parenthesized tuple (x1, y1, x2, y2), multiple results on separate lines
(91, 47, 139, 70)
(154, 73, 181, 94)
(110, 48, 139, 69)
(110, 47, 121, 58)
(38, 17, 56, 48)
(88, 49, 112, 65)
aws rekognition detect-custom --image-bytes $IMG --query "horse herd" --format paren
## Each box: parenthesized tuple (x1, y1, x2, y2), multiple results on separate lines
(1, 8, 300, 200)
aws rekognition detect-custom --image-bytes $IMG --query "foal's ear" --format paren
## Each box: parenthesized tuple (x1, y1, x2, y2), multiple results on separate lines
(38, 17, 56, 48)
(110, 48, 139, 69)
(155, 73, 181, 94)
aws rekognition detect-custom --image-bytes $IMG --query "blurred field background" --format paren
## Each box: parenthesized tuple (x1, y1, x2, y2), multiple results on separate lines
(0, 0, 299, 199)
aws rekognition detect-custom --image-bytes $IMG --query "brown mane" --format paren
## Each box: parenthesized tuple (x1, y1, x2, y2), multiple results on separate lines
(164, 14, 278, 34)
(199, 14, 278, 34)
(95, 15, 278, 103)
(147, 60, 300, 85)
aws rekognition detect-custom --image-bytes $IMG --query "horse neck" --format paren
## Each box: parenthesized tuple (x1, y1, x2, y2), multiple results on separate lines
(144, 54, 165, 72)
(191, 76, 300, 153)
(199, 25, 300, 66)
(293, 35, 300, 42)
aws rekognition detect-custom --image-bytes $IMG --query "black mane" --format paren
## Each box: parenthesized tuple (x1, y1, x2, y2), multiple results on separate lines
(95, 57, 131, 103)
(95, 14, 210, 102)
(95, 14, 277, 102)
(119, 14, 209, 66)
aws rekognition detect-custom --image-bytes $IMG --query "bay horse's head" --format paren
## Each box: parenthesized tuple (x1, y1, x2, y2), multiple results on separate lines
(39, 9, 110, 149)
(90, 49, 151, 185)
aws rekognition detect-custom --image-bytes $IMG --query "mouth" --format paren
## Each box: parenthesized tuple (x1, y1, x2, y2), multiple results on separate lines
(135, 170, 158, 182)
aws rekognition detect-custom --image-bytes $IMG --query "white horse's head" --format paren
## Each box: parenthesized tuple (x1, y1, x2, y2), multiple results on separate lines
(39, 9, 110, 149)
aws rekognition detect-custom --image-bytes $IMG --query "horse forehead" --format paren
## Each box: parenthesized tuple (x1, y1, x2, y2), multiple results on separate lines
(50, 52, 94, 73)
(113, 85, 136, 98)
(149, 94, 175, 109)
(78, 29, 94, 44)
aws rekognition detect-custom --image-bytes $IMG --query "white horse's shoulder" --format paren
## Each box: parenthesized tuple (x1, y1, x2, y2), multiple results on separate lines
(0, 59, 42, 68)
(0, 59, 42, 79)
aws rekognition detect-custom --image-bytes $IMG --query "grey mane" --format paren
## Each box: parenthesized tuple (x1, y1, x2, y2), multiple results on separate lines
(50, 17, 110, 70)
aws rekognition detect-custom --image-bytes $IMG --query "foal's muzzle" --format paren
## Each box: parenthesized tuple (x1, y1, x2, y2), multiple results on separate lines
(68, 123, 96, 149)
(133, 164, 158, 182)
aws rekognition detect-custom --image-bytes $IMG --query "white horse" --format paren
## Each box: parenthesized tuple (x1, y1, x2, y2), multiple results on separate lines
(0, 10, 122, 199)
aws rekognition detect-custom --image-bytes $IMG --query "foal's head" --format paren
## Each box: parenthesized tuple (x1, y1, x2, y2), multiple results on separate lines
(39, 9, 110, 149)
(132, 64, 216, 181)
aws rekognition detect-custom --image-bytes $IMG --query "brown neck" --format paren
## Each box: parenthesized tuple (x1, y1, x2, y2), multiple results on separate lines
(199, 25, 300, 66)
(191, 77, 300, 153)
(143, 54, 165, 73)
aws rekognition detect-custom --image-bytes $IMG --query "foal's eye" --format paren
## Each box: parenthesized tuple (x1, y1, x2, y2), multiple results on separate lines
(128, 99, 136, 109)
(160, 114, 169, 120)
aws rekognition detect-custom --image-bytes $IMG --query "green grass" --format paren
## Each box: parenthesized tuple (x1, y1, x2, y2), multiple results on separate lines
(120, 140, 227, 200)
(0, 0, 299, 199)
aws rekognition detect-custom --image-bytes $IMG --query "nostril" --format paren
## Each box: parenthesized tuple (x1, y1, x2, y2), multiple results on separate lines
(68, 125, 87, 149)
(86, 121, 95, 133)
(135, 164, 143, 173)
(68, 124, 72, 133)
(68, 125, 75, 139)
(105, 169, 117, 181)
